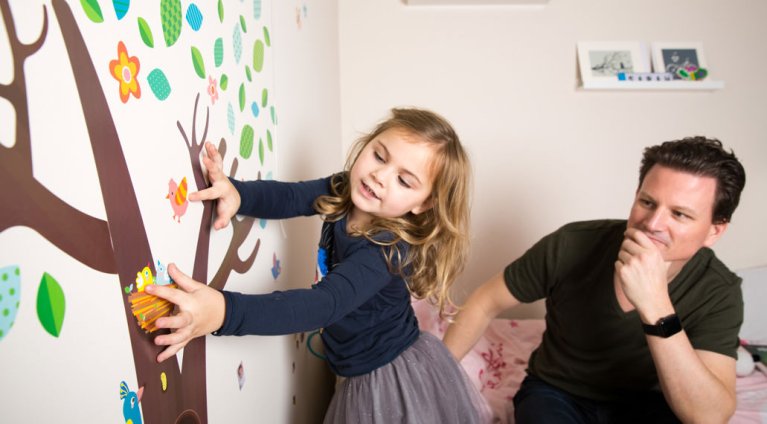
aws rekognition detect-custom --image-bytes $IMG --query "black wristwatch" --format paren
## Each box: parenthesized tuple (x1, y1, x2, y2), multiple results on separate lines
(642, 313, 682, 338)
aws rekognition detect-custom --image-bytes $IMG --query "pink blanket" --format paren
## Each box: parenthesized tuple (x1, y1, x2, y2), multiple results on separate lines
(413, 299, 767, 424)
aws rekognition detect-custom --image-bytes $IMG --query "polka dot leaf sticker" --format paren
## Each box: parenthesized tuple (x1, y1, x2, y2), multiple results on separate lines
(0, 266, 21, 341)
(37, 272, 66, 338)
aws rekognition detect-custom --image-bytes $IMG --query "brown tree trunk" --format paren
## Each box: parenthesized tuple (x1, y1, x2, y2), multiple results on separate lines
(52, 1, 204, 422)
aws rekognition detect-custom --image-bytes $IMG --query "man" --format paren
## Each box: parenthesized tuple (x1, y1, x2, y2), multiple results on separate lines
(444, 137, 747, 423)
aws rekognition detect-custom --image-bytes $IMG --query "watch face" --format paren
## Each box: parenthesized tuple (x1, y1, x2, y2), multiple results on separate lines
(644, 314, 682, 338)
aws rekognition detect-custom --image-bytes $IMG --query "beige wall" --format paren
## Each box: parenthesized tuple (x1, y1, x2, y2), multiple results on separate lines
(339, 0, 767, 318)
(272, 0, 342, 421)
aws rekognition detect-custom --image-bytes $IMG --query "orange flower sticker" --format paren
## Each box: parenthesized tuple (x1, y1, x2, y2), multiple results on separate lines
(109, 41, 141, 103)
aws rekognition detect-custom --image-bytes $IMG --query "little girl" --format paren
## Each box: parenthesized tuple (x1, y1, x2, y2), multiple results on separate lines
(147, 108, 490, 423)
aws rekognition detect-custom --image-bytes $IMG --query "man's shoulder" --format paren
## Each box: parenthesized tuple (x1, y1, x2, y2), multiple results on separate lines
(696, 248, 742, 287)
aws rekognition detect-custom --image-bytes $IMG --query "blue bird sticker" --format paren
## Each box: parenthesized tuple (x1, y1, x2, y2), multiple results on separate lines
(119, 381, 144, 424)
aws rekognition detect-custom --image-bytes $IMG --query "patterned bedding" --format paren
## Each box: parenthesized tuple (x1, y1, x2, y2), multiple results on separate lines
(412, 299, 767, 423)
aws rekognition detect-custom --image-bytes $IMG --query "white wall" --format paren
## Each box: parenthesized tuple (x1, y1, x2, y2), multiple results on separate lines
(339, 0, 767, 317)
(0, 0, 340, 423)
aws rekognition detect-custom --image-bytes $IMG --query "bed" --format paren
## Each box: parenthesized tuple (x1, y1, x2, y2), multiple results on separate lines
(413, 265, 767, 423)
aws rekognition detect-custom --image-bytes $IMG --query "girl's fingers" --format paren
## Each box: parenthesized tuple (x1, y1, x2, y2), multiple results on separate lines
(188, 186, 220, 202)
(157, 342, 187, 363)
(167, 263, 198, 292)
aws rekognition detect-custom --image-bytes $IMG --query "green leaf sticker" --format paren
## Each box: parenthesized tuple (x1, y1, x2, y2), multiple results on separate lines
(245, 66, 252, 82)
(161, 0, 182, 47)
(240, 125, 254, 159)
(80, 0, 104, 23)
(271, 105, 276, 125)
(239, 15, 247, 33)
(137, 17, 155, 48)
(253, 40, 265, 72)
(261, 88, 268, 108)
(263, 26, 271, 47)
(214, 38, 224, 67)
(218, 0, 224, 23)
(191, 46, 206, 79)
(220, 74, 229, 91)
(239, 83, 246, 112)
(267, 129, 273, 152)
(37, 272, 65, 338)
(258, 137, 265, 165)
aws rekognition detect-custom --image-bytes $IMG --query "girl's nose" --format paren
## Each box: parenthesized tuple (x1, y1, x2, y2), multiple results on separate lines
(370, 168, 387, 187)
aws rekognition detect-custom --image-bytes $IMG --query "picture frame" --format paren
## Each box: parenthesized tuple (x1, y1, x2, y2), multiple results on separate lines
(651, 42, 707, 80)
(577, 41, 651, 86)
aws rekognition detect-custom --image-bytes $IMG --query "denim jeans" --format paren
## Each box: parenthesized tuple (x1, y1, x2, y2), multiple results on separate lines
(513, 374, 681, 424)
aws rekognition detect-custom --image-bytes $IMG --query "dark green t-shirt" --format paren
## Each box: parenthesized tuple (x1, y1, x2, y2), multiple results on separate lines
(505, 220, 743, 401)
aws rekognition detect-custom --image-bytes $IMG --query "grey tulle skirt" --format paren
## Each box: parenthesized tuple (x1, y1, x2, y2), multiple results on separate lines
(323, 332, 492, 424)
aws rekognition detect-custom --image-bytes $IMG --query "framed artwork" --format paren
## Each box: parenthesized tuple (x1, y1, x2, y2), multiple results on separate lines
(577, 42, 650, 85)
(651, 42, 707, 80)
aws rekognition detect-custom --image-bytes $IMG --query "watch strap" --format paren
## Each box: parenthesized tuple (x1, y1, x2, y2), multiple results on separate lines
(643, 313, 682, 338)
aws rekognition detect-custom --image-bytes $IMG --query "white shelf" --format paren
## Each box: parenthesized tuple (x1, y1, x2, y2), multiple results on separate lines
(581, 80, 724, 91)
(402, 0, 547, 5)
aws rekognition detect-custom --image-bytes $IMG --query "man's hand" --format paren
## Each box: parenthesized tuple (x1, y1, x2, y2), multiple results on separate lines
(615, 228, 674, 323)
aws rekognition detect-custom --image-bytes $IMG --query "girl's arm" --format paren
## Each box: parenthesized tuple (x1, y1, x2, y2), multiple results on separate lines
(230, 177, 330, 219)
(149, 245, 393, 361)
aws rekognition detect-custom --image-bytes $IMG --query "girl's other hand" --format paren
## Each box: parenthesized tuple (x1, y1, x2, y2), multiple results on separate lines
(188, 141, 241, 230)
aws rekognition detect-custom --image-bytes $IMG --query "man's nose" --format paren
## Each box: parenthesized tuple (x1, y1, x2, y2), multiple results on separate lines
(644, 209, 666, 231)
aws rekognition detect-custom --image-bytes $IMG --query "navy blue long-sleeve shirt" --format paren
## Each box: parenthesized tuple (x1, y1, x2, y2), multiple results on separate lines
(217, 176, 420, 376)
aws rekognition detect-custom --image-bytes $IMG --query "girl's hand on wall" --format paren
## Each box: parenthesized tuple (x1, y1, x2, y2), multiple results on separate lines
(146, 263, 226, 363)
(189, 141, 241, 230)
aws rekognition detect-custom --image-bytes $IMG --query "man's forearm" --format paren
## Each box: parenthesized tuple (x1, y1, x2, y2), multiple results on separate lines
(649, 332, 736, 423)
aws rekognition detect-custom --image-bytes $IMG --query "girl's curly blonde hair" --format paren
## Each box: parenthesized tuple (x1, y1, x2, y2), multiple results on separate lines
(314, 108, 471, 318)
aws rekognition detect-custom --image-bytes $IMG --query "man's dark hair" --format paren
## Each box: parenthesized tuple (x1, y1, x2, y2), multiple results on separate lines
(639, 136, 746, 224)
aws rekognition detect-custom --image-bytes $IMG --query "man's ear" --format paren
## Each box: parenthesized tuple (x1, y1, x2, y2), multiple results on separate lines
(411, 197, 433, 215)
(703, 222, 728, 247)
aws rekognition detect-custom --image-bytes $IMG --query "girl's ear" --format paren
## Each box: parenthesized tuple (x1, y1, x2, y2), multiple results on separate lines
(411, 197, 433, 215)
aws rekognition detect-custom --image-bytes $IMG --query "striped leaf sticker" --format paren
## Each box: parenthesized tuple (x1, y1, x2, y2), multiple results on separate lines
(253, 39, 265, 72)
(240, 125, 254, 159)
(214, 38, 224, 67)
(239, 83, 246, 112)
(191, 46, 206, 79)
(37, 273, 66, 338)
(258, 137, 264, 165)
(80, 0, 104, 23)
(263, 26, 271, 47)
